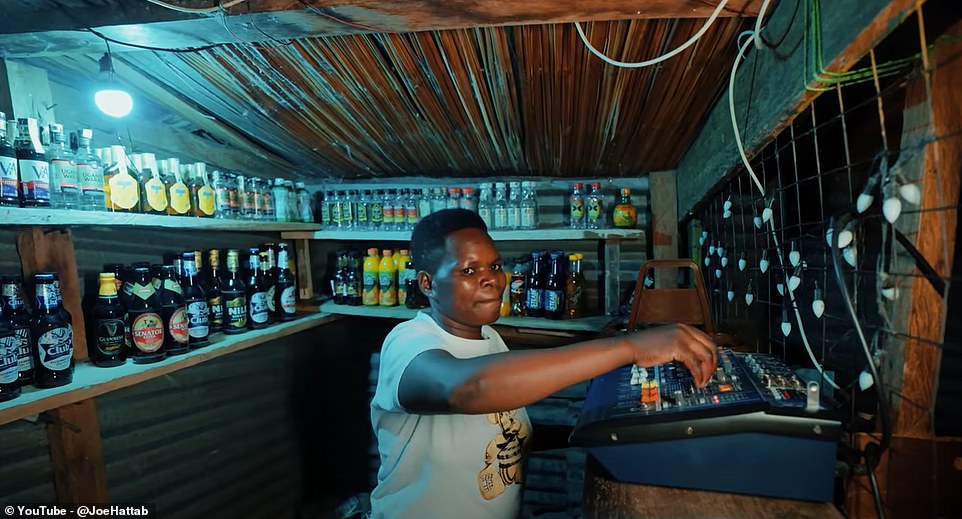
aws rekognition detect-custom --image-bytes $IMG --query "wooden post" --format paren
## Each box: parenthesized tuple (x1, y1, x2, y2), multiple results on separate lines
(295, 238, 314, 302)
(649, 170, 678, 288)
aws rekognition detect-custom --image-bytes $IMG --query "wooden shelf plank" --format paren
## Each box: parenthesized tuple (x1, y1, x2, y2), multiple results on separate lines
(317, 302, 616, 333)
(0, 313, 340, 427)
(0, 207, 321, 232)
(282, 228, 644, 241)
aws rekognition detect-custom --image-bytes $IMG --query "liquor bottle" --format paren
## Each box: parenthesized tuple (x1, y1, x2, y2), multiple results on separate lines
(166, 158, 191, 216)
(586, 183, 604, 229)
(520, 181, 539, 230)
(493, 182, 508, 230)
(612, 188, 638, 228)
(0, 299, 22, 401)
(355, 190, 370, 230)
(526, 251, 546, 318)
(258, 250, 275, 325)
(319, 190, 332, 227)
(295, 182, 313, 223)
(47, 123, 79, 209)
(31, 273, 73, 387)
(222, 249, 248, 334)
(125, 267, 164, 364)
(544, 251, 566, 320)
(227, 172, 240, 218)
(1, 276, 34, 384)
(477, 183, 493, 228)
(104, 145, 140, 212)
(88, 272, 126, 367)
(403, 260, 428, 309)
(212, 169, 231, 218)
(0, 113, 19, 206)
(245, 248, 269, 329)
(181, 252, 210, 348)
(249, 177, 263, 220)
(15, 117, 50, 207)
(156, 265, 188, 356)
(569, 182, 586, 229)
(206, 249, 225, 333)
(262, 179, 275, 221)
(378, 249, 397, 306)
(274, 243, 297, 320)
(507, 181, 521, 230)
(73, 129, 105, 211)
(565, 253, 586, 319)
(333, 252, 346, 305)
(140, 153, 169, 215)
(191, 163, 216, 218)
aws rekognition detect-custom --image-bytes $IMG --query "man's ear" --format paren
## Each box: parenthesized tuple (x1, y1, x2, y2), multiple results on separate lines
(417, 271, 433, 298)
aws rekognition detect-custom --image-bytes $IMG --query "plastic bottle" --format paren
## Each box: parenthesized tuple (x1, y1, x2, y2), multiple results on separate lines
(362, 248, 380, 306)
(460, 187, 477, 213)
(569, 182, 585, 229)
(356, 190, 370, 230)
(586, 183, 604, 229)
(405, 189, 419, 229)
(520, 181, 538, 229)
(417, 188, 432, 219)
(397, 249, 410, 306)
(477, 183, 493, 228)
(612, 188, 637, 228)
(507, 181, 521, 230)
(446, 187, 461, 211)
(378, 249, 397, 306)
(341, 189, 355, 229)
(493, 182, 508, 230)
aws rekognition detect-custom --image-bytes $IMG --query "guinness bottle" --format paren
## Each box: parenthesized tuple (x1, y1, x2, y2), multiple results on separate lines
(88, 273, 126, 367)
(31, 273, 73, 388)
(0, 299, 21, 401)
(1, 276, 34, 384)
(222, 249, 247, 335)
(246, 248, 268, 330)
(274, 243, 297, 321)
(181, 252, 210, 348)
(157, 265, 188, 356)
(126, 267, 164, 364)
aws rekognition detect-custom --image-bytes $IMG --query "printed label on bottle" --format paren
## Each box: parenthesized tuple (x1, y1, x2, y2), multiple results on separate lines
(507, 207, 520, 228)
(612, 205, 637, 228)
(14, 327, 32, 373)
(520, 207, 536, 228)
(249, 292, 269, 323)
(163, 279, 183, 295)
(0, 156, 18, 200)
(545, 290, 563, 312)
(526, 289, 543, 311)
(109, 173, 139, 210)
(478, 207, 492, 227)
(131, 313, 164, 353)
(95, 317, 125, 356)
(356, 203, 368, 224)
(225, 294, 248, 330)
(145, 177, 168, 211)
(133, 282, 156, 301)
(50, 159, 78, 191)
(0, 335, 19, 384)
(215, 188, 231, 212)
(2, 283, 24, 308)
(77, 164, 105, 194)
(266, 285, 276, 313)
(493, 207, 507, 229)
(382, 206, 394, 224)
(198, 186, 216, 215)
(342, 202, 354, 223)
(207, 296, 224, 327)
(38, 325, 73, 371)
(406, 206, 419, 225)
(587, 197, 603, 222)
(280, 286, 296, 314)
(186, 301, 209, 338)
(19, 158, 50, 202)
(569, 197, 585, 224)
(170, 183, 191, 214)
(168, 307, 189, 344)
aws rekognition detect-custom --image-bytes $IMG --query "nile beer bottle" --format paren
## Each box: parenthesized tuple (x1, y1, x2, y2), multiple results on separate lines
(181, 252, 210, 348)
(1, 275, 34, 384)
(88, 273, 126, 367)
(126, 267, 165, 364)
(274, 243, 297, 321)
(31, 273, 73, 388)
(157, 265, 189, 356)
(0, 298, 22, 401)
(246, 248, 269, 330)
(206, 249, 225, 333)
(222, 249, 248, 335)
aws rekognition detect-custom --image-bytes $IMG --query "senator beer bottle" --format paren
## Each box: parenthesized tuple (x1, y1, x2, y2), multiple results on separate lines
(156, 265, 188, 356)
(181, 252, 209, 348)
(88, 273, 126, 367)
(246, 248, 269, 330)
(0, 300, 22, 401)
(1, 276, 34, 384)
(126, 267, 165, 364)
(222, 249, 248, 335)
(31, 273, 74, 388)
(274, 243, 297, 321)
(206, 249, 225, 332)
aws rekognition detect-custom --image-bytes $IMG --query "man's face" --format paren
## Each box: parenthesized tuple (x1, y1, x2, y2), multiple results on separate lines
(421, 227, 506, 338)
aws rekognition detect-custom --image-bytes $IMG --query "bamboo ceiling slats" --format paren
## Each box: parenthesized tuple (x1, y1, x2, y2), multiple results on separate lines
(34, 18, 751, 180)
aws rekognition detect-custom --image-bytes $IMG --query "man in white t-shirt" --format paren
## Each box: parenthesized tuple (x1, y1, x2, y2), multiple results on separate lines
(370, 209, 717, 519)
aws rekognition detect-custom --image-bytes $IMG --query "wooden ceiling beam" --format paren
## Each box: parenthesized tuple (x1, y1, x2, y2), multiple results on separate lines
(0, 0, 762, 57)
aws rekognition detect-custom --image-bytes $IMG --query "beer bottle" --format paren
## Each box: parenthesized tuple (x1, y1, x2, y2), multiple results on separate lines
(206, 249, 225, 333)
(192, 250, 206, 294)
(544, 251, 566, 320)
(88, 273, 126, 367)
(333, 252, 346, 305)
(274, 243, 297, 321)
(1, 276, 34, 384)
(246, 248, 269, 330)
(258, 250, 275, 325)
(126, 267, 165, 364)
(31, 273, 73, 388)
(156, 265, 188, 356)
(526, 251, 547, 318)
(181, 252, 210, 348)
(222, 249, 248, 335)
(0, 299, 22, 401)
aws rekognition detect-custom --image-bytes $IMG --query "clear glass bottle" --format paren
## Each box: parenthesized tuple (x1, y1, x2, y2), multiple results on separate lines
(520, 181, 538, 229)
(430, 187, 446, 214)
(507, 181, 521, 230)
(46, 123, 79, 209)
(370, 190, 384, 229)
(272, 179, 289, 222)
(285, 181, 297, 223)
(236, 174, 251, 219)
(295, 182, 313, 223)
(15, 118, 50, 207)
(586, 182, 604, 229)
(380, 189, 394, 230)
(212, 169, 231, 219)
(392, 189, 405, 231)
(227, 172, 239, 219)
(0, 114, 18, 206)
(417, 187, 432, 219)
(248, 177, 262, 220)
(72, 129, 105, 211)
(493, 182, 508, 230)
(319, 190, 332, 227)
(569, 182, 586, 229)
(193, 163, 216, 218)
(477, 183, 493, 228)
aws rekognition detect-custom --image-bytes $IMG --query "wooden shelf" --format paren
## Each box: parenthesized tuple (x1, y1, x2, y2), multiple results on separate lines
(0, 312, 340, 427)
(281, 228, 644, 241)
(318, 302, 617, 333)
(0, 206, 322, 232)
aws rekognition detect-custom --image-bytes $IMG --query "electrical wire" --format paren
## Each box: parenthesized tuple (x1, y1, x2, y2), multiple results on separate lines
(729, 31, 766, 195)
(144, 0, 247, 14)
(85, 27, 225, 53)
(573, 0, 730, 69)
(752, 0, 774, 50)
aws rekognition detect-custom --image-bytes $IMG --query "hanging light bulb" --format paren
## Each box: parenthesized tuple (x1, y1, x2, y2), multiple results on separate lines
(716, 243, 725, 258)
(644, 273, 655, 288)
(812, 283, 825, 318)
(856, 173, 880, 214)
(880, 275, 899, 300)
(727, 287, 735, 302)
(738, 253, 747, 272)
(753, 206, 763, 230)
(759, 249, 769, 274)
(882, 196, 902, 223)
(714, 268, 722, 279)
(745, 280, 755, 306)
(94, 51, 133, 118)
(723, 209, 732, 219)
(843, 244, 857, 267)
(704, 255, 711, 267)
(723, 195, 733, 212)
(789, 241, 801, 267)
(780, 306, 792, 337)
(788, 270, 801, 293)
(699, 231, 708, 246)
(761, 198, 774, 224)
(858, 369, 874, 391)
(898, 183, 921, 205)
(708, 242, 716, 256)
(776, 280, 785, 296)
(721, 255, 729, 268)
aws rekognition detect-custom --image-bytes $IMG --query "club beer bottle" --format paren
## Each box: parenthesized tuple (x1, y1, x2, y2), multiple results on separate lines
(274, 243, 297, 321)
(88, 273, 126, 367)
(222, 249, 248, 335)
(126, 267, 165, 364)
(1, 276, 34, 384)
(0, 299, 22, 401)
(31, 273, 73, 388)
(181, 252, 210, 348)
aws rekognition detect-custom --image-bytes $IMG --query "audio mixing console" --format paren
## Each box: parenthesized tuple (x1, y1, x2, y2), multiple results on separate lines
(571, 349, 842, 501)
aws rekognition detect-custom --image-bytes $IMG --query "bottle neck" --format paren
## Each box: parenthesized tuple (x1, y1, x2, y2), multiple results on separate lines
(1, 283, 26, 311)
(35, 282, 59, 313)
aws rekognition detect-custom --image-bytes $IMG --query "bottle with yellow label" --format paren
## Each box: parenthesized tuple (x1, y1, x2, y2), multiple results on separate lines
(104, 145, 140, 212)
(396, 249, 410, 306)
(378, 249, 397, 306)
(192, 162, 216, 218)
(139, 152, 168, 215)
(362, 248, 380, 306)
(166, 158, 191, 216)
(612, 188, 637, 228)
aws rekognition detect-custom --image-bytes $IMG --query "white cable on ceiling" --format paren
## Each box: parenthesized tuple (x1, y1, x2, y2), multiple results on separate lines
(573, 0, 730, 69)
(144, 0, 247, 14)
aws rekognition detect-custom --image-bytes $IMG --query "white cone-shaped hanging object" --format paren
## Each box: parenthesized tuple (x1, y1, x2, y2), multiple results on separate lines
(699, 235, 706, 246)
(789, 243, 801, 268)
(745, 292, 754, 306)
(721, 256, 729, 268)
(899, 183, 921, 205)
(727, 290, 735, 302)
(858, 369, 874, 391)
(788, 275, 801, 293)
(704, 256, 711, 267)
(716, 245, 725, 258)
(753, 216, 763, 229)
(776, 282, 785, 296)
(837, 229, 854, 249)
(759, 250, 769, 273)
(723, 209, 732, 219)
(857, 192, 874, 214)
(715, 269, 722, 279)
(781, 320, 792, 337)
(724, 198, 733, 212)
(843, 245, 857, 267)
(708, 244, 716, 256)
(825, 228, 834, 247)
(881, 285, 899, 300)
(812, 286, 825, 318)
(762, 207, 774, 224)
(882, 197, 902, 223)
(738, 257, 747, 271)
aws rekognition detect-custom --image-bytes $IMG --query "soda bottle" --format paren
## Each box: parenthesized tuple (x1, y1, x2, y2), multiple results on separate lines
(88, 272, 126, 367)
(586, 183, 604, 229)
(565, 254, 586, 319)
(378, 249, 397, 306)
(31, 273, 73, 387)
(569, 183, 585, 229)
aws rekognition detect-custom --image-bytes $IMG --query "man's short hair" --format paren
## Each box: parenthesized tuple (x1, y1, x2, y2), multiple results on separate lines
(410, 208, 488, 276)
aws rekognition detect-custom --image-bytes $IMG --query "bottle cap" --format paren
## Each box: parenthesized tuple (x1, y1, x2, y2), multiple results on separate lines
(367, 248, 379, 256)
(382, 249, 393, 256)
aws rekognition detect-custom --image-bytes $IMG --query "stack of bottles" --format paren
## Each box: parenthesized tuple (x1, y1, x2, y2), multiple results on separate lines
(318, 182, 540, 231)
(508, 251, 588, 320)
(0, 113, 314, 223)
(330, 248, 427, 309)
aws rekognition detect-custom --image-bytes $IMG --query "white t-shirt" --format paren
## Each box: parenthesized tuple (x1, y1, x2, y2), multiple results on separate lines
(370, 312, 532, 519)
